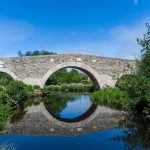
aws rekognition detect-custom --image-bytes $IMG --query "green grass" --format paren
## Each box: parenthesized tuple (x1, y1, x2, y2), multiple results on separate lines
(43, 83, 94, 94)
(90, 87, 132, 111)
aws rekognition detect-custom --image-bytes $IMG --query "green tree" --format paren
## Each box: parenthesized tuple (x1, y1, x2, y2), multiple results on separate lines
(137, 23, 150, 79)
(46, 68, 68, 85)
(18, 50, 57, 57)
(26, 50, 57, 56)
(68, 69, 82, 83)
(45, 68, 91, 85)
(17, 50, 24, 57)
(25, 51, 32, 56)
(135, 23, 150, 117)
(117, 23, 150, 117)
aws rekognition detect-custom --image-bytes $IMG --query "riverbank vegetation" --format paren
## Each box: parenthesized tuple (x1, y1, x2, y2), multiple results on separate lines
(0, 72, 40, 131)
(91, 87, 131, 111)
(91, 23, 150, 119)
(0, 143, 16, 150)
(43, 83, 94, 94)
(44, 68, 94, 93)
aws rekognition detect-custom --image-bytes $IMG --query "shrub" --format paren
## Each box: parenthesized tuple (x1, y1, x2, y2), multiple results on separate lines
(33, 85, 41, 90)
(116, 74, 150, 115)
(0, 85, 11, 105)
(0, 72, 13, 82)
(67, 83, 77, 92)
(43, 85, 61, 94)
(91, 87, 131, 111)
(5, 81, 27, 104)
(43, 83, 94, 94)
(61, 84, 69, 92)
(24, 85, 35, 94)
(0, 71, 41, 130)
(116, 74, 137, 99)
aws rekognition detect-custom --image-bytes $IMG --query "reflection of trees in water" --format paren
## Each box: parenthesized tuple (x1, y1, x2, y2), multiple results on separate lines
(10, 102, 26, 123)
(43, 94, 76, 116)
(0, 143, 16, 150)
(111, 116, 150, 150)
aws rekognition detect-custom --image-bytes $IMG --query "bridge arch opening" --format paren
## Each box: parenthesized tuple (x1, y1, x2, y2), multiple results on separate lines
(41, 62, 100, 123)
(41, 62, 101, 89)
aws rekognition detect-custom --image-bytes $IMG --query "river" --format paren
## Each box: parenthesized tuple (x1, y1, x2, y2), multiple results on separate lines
(0, 93, 150, 150)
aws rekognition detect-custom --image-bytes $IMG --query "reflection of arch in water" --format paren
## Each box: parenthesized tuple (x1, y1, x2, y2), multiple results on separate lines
(0, 68, 17, 80)
(40, 102, 101, 128)
(41, 62, 101, 89)
(47, 104, 97, 123)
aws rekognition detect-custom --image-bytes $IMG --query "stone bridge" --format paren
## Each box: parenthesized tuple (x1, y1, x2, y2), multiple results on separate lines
(0, 54, 135, 88)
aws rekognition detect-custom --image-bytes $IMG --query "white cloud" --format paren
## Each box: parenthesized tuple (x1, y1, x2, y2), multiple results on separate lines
(0, 17, 148, 60)
(104, 18, 149, 59)
(65, 18, 149, 59)
(0, 19, 35, 45)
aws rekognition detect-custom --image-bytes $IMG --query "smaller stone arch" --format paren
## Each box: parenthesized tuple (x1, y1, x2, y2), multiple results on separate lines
(0, 68, 17, 80)
(40, 62, 101, 89)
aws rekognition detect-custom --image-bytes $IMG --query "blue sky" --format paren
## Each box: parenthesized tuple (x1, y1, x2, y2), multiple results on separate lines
(0, 0, 150, 59)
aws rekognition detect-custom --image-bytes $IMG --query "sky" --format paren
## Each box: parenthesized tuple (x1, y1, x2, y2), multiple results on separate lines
(0, 0, 150, 59)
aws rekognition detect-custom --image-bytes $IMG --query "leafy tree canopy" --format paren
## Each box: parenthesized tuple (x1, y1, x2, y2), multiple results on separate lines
(18, 50, 57, 57)
(46, 68, 91, 85)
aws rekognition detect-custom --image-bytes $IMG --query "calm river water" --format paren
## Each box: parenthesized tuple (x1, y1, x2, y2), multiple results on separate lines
(0, 93, 150, 150)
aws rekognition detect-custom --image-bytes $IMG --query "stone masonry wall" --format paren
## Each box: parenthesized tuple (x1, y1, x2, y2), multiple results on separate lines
(0, 54, 135, 87)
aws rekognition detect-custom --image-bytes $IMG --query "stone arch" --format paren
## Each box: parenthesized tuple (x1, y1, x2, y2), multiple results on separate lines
(0, 68, 17, 80)
(40, 62, 101, 89)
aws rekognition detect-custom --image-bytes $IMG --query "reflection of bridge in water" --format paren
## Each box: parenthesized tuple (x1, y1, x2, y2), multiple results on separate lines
(7, 103, 126, 136)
